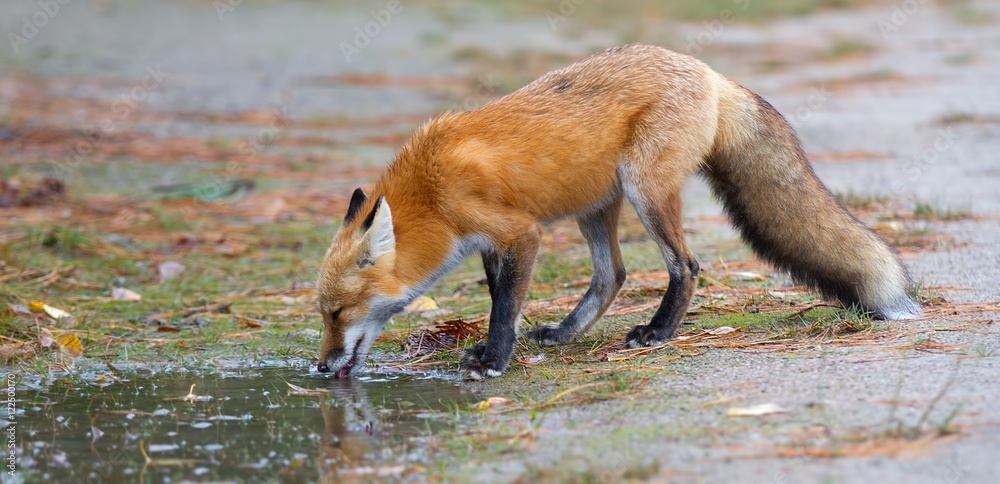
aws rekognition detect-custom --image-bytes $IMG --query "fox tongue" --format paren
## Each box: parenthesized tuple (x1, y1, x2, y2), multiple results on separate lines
(336, 367, 349, 379)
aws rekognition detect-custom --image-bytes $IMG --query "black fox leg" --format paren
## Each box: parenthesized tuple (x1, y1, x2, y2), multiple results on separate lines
(529, 197, 626, 345)
(625, 191, 699, 348)
(463, 230, 540, 380)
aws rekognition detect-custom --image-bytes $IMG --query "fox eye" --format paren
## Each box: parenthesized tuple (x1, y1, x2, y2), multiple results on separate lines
(330, 308, 343, 320)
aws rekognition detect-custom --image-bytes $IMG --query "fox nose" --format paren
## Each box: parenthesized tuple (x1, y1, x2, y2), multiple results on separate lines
(317, 362, 330, 373)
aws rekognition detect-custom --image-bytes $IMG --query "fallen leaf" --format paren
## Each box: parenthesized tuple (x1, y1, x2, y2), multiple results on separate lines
(279, 295, 309, 305)
(286, 382, 328, 397)
(156, 326, 180, 333)
(237, 317, 269, 328)
(57, 333, 83, 358)
(158, 261, 185, 281)
(28, 301, 74, 323)
(0, 343, 35, 363)
(526, 354, 546, 364)
(39, 328, 54, 347)
(473, 397, 515, 411)
(404, 296, 439, 314)
(730, 271, 767, 281)
(9, 304, 31, 314)
(112, 287, 142, 301)
(708, 326, 737, 335)
(727, 403, 787, 417)
(874, 221, 902, 233)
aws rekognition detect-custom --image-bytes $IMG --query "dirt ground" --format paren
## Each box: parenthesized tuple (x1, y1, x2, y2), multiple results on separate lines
(2, 0, 999, 482)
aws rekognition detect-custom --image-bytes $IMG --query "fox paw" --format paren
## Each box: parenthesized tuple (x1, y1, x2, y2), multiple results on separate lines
(461, 344, 506, 381)
(527, 325, 573, 346)
(625, 325, 670, 349)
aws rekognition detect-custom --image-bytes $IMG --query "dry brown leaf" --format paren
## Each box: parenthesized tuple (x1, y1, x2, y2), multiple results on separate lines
(0, 343, 35, 363)
(237, 317, 269, 328)
(286, 382, 328, 397)
(39, 328, 54, 347)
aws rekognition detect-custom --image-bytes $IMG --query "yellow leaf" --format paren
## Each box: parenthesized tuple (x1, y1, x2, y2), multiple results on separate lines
(29, 301, 74, 322)
(473, 396, 515, 411)
(57, 333, 83, 358)
(404, 296, 439, 314)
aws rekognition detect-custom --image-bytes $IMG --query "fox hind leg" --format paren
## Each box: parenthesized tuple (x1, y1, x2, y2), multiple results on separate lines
(625, 190, 699, 348)
(528, 197, 626, 345)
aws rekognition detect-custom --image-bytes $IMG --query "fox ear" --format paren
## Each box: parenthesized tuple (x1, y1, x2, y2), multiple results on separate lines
(357, 195, 394, 267)
(344, 188, 368, 224)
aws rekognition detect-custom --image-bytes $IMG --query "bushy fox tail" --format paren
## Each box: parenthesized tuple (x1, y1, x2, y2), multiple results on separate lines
(702, 77, 922, 319)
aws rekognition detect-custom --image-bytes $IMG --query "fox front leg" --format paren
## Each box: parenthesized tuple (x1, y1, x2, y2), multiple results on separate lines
(462, 232, 539, 380)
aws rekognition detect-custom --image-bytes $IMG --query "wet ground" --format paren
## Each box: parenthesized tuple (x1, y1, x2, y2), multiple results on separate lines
(2, 0, 1000, 482)
(15, 367, 469, 481)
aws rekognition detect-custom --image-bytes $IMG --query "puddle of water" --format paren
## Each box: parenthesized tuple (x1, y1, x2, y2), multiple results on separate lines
(12, 368, 471, 482)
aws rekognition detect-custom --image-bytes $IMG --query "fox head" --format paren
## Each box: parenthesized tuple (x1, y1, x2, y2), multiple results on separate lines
(315, 188, 406, 378)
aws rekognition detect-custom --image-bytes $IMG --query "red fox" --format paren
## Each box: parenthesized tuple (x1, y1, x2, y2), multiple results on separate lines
(315, 44, 922, 380)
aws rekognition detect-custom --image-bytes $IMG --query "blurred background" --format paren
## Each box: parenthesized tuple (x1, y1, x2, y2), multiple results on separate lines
(3, 1, 1000, 481)
(2, 0, 997, 218)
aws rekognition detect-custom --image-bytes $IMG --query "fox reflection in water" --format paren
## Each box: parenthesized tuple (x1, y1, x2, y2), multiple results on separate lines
(315, 375, 469, 480)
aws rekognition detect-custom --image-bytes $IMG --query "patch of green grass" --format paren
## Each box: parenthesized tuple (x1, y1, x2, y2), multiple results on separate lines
(972, 344, 996, 358)
(939, 1, 995, 25)
(932, 111, 993, 126)
(944, 51, 976, 65)
(910, 278, 943, 304)
(835, 190, 891, 211)
(821, 38, 875, 61)
(755, 58, 790, 73)
(913, 200, 972, 221)
(0, 207, 338, 374)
